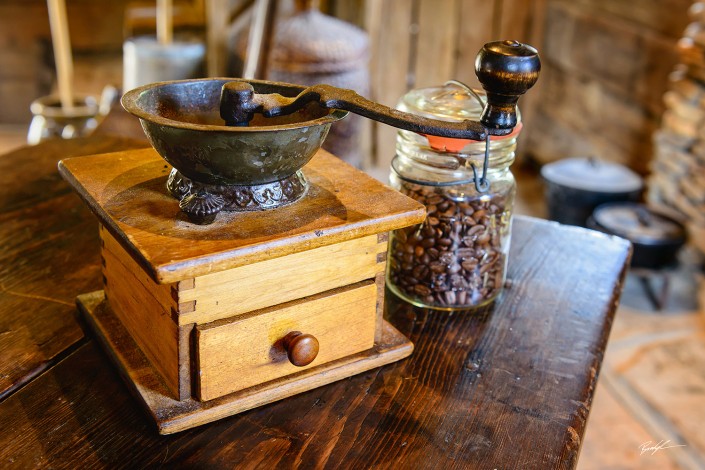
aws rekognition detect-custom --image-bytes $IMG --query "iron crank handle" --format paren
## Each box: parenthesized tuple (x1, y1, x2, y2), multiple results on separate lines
(220, 40, 540, 139)
(475, 40, 541, 130)
(220, 81, 489, 140)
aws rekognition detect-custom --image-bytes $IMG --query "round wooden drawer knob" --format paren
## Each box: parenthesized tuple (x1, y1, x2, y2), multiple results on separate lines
(282, 331, 319, 367)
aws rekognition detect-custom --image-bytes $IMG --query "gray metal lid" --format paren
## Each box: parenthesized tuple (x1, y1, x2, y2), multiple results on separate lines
(541, 157, 643, 193)
(593, 203, 685, 244)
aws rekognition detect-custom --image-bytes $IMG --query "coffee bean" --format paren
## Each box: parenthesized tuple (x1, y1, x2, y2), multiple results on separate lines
(389, 182, 510, 308)
(421, 238, 435, 248)
(430, 261, 446, 273)
(467, 225, 485, 237)
(414, 284, 431, 297)
(437, 235, 452, 245)
(439, 252, 454, 265)
(412, 264, 429, 280)
(476, 232, 491, 245)
(457, 290, 467, 304)
(461, 259, 479, 271)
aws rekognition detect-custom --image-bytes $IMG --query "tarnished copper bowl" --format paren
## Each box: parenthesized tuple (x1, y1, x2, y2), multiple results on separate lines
(122, 78, 347, 186)
(121, 78, 347, 222)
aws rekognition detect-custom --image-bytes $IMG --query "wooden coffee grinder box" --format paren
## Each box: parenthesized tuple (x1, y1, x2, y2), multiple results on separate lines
(59, 148, 425, 434)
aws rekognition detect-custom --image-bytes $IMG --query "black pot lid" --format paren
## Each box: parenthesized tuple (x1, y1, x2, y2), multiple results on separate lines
(592, 202, 686, 245)
(541, 157, 643, 193)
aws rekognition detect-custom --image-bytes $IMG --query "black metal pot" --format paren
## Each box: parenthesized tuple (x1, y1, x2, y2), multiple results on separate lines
(588, 202, 686, 269)
(541, 157, 643, 227)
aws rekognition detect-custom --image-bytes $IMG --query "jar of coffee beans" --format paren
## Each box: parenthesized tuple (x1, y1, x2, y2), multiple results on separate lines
(386, 82, 521, 310)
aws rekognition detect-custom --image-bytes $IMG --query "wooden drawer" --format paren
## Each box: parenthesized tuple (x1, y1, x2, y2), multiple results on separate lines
(176, 233, 387, 325)
(196, 280, 377, 401)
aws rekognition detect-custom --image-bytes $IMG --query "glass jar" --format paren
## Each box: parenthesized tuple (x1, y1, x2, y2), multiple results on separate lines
(27, 95, 100, 145)
(386, 83, 520, 310)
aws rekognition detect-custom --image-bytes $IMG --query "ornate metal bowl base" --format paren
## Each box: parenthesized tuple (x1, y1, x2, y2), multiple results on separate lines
(167, 169, 308, 224)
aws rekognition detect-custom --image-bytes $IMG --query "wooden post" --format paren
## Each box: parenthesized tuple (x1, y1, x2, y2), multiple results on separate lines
(46, 0, 74, 111)
(206, 0, 229, 77)
(157, 0, 174, 45)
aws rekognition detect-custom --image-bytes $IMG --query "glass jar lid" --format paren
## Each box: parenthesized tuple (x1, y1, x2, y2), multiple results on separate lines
(398, 83, 485, 122)
(397, 82, 521, 152)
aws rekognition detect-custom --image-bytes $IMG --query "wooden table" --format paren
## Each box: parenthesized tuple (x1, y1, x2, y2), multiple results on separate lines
(0, 135, 631, 469)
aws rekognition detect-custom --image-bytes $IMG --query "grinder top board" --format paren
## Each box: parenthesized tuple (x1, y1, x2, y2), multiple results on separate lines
(58, 147, 426, 284)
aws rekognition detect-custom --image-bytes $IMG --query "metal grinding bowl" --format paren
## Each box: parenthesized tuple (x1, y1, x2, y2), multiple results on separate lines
(122, 78, 347, 222)
(121, 42, 540, 224)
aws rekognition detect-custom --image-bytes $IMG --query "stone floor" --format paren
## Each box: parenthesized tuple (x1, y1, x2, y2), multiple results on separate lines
(1, 128, 703, 469)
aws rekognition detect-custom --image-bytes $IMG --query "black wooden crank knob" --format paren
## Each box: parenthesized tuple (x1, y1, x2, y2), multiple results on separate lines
(475, 40, 541, 130)
(282, 331, 319, 367)
(220, 81, 257, 126)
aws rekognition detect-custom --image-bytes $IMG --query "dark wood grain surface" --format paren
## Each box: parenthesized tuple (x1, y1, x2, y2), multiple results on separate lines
(0, 136, 145, 399)
(0, 132, 631, 469)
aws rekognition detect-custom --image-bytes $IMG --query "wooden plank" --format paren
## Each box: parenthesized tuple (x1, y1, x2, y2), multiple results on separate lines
(205, 0, 229, 77)
(498, 0, 534, 42)
(101, 227, 175, 312)
(102, 224, 193, 399)
(58, 148, 426, 284)
(454, 0, 497, 88)
(364, 0, 413, 169)
(178, 235, 385, 325)
(196, 281, 378, 401)
(374, 270, 386, 343)
(512, 0, 547, 160)
(103, 243, 181, 399)
(414, 0, 460, 88)
(565, 0, 692, 38)
(526, 63, 658, 173)
(541, 1, 681, 117)
(0, 216, 631, 465)
(0, 0, 132, 52)
(178, 322, 194, 401)
(0, 136, 143, 400)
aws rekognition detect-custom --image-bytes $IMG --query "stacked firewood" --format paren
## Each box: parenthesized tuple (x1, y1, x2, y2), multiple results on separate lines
(648, 2, 705, 257)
